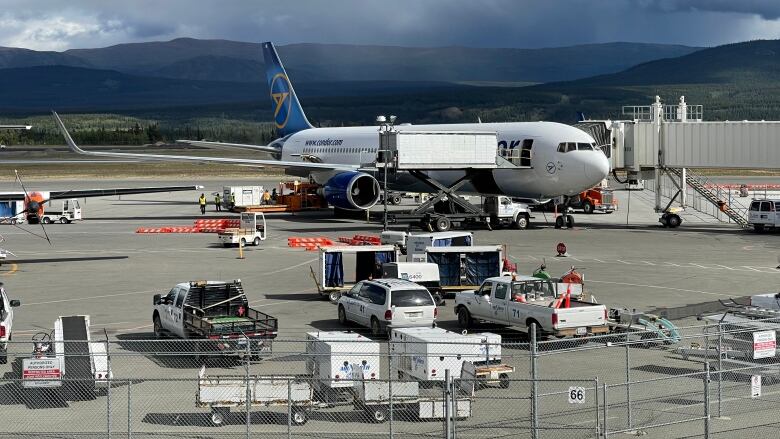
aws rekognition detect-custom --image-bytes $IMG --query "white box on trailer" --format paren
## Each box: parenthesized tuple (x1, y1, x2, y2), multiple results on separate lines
(382, 131, 498, 169)
(390, 327, 502, 381)
(223, 186, 263, 207)
(305, 331, 380, 388)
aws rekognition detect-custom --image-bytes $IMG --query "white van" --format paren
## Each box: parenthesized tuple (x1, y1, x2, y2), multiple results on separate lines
(337, 278, 437, 337)
(748, 199, 780, 232)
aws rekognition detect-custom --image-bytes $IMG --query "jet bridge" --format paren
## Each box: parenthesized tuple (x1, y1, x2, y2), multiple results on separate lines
(578, 96, 780, 228)
(374, 129, 518, 232)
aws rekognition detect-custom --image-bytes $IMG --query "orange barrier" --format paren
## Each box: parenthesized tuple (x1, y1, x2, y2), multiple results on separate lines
(287, 237, 335, 248)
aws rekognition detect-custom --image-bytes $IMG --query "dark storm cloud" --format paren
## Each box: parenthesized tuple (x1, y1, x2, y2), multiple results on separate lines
(0, 0, 778, 50)
(642, 0, 780, 20)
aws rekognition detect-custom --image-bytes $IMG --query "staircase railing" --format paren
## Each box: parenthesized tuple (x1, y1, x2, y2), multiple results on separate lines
(666, 168, 750, 227)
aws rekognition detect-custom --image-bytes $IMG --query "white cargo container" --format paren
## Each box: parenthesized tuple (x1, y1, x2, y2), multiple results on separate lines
(381, 131, 498, 169)
(405, 231, 473, 262)
(305, 331, 380, 389)
(390, 327, 501, 381)
(223, 186, 263, 207)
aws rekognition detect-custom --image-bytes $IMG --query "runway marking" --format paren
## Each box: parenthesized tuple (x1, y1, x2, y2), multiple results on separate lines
(256, 258, 317, 276)
(640, 261, 656, 266)
(1, 263, 18, 276)
(21, 289, 159, 306)
(588, 279, 731, 297)
(615, 260, 632, 265)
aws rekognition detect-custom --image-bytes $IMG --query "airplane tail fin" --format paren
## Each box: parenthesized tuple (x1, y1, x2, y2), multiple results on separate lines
(262, 42, 312, 137)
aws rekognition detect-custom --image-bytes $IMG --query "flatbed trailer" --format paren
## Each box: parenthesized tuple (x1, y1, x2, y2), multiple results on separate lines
(197, 368, 320, 425)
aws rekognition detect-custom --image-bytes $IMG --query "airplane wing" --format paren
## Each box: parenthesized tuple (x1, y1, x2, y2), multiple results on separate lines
(0, 125, 31, 130)
(0, 186, 203, 202)
(53, 112, 358, 173)
(176, 139, 279, 154)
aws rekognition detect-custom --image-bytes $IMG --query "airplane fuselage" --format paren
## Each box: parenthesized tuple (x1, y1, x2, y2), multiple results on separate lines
(279, 121, 610, 199)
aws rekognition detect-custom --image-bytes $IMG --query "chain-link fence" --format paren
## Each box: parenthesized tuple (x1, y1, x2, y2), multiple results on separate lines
(4, 316, 780, 437)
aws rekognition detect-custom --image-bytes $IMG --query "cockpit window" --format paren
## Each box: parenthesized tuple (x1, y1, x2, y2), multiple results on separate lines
(557, 143, 566, 153)
(577, 143, 593, 151)
(567, 142, 577, 152)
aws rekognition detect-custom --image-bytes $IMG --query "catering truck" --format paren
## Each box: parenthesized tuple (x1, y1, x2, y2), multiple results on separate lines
(152, 280, 278, 358)
(454, 275, 608, 338)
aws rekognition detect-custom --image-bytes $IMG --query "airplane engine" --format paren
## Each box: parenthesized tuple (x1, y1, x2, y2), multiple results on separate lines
(323, 172, 381, 210)
(24, 192, 46, 224)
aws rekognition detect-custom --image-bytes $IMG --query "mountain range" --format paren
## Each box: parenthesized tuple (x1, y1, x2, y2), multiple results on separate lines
(0, 38, 779, 121)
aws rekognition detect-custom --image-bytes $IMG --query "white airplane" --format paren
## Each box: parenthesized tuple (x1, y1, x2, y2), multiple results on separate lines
(53, 42, 609, 212)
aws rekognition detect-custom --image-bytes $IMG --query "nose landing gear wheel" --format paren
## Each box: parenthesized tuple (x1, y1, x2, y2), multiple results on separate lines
(566, 215, 575, 229)
(554, 216, 564, 229)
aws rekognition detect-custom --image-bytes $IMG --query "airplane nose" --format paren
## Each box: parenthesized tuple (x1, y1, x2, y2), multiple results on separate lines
(584, 152, 610, 182)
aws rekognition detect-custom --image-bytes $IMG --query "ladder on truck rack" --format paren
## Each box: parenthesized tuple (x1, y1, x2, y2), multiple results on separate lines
(665, 168, 750, 227)
(60, 315, 95, 391)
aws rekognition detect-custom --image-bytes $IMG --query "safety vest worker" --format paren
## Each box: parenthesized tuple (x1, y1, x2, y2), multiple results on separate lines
(198, 194, 207, 215)
(214, 194, 222, 212)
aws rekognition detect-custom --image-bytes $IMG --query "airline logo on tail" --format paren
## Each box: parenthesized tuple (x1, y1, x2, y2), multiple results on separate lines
(270, 73, 292, 129)
(263, 42, 313, 137)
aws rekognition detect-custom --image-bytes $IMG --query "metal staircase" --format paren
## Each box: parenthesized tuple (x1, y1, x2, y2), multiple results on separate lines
(666, 168, 750, 227)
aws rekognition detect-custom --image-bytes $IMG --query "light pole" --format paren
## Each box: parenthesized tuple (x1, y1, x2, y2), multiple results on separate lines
(377, 115, 396, 231)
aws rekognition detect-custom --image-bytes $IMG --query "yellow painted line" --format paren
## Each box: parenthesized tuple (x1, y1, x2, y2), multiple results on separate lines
(2, 263, 18, 276)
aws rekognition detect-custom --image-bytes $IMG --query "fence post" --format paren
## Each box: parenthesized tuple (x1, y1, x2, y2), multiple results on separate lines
(717, 322, 723, 418)
(704, 362, 711, 438)
(287, 378, 292, 439)
(106, 339, 111, 439)
(530, 323, 539, 439)
(127, 380, 132, 439)
(603, 383, 609, 439)
(594, 377, 600, 438)
(389, 367, 394, 439)
(245, 341, 251, 439)
(444, 369, 452, 439)
(625, 333, 632, 429)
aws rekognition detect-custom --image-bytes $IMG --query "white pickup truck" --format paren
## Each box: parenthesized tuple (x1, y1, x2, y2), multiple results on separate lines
(0, 284, 20, 364)
(454, 275, 608, 338)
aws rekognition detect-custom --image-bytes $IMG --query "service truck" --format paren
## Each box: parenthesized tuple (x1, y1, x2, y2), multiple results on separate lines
(454, 275, 609, 338)
(483, 196, 532, 229)
(569, 187, 617, 214)
(748, 199, 780, 232)
(41, 199, 81, 224)
(0, 284, 20, 364)
(217, 212, 266, 247)
(152, 280, 278, 358)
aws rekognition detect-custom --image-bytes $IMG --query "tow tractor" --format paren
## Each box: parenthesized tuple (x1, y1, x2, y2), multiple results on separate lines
(22, 315, 111, 395)
(41, 199, 81, 224)
(217, 212, 266, 247)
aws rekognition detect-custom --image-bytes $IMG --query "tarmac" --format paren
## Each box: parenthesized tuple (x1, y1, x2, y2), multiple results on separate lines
(0, 176, 777, 438)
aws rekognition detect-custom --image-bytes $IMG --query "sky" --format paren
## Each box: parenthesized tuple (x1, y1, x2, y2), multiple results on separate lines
(1, 0, 780, 51)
